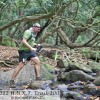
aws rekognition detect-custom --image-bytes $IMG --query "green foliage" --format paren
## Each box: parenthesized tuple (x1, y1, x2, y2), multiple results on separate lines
(96, 0, 100, 5)
(53, 51, 58, 60)
(41, 64, 54, 80)
(95, 51, 99, 62)
(2, 36, 16, 47)
(75, 35, 88, 44)
(80, 48, 100, 62)
(89, 61, 100, 71)
(0, 0, 99, 46)
(44, 63, 54, 71)
(15, 0, 26, 8)
(45, 36, 55, 45)
(0, 1, 5, 5)
(80, 48, 92, 58)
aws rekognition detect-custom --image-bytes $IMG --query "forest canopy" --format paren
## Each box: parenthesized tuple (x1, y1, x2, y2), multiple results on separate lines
(0, 0, 100, 48)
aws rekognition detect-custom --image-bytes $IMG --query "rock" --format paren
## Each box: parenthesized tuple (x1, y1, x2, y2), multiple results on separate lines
(65, 63, 93, 73)
(67, 81, 84, 90)
(96, 70, 100, 77)
(29, 80, 52, 89)
(41, 82, 51, 90)
(64, 91, 84, 100)
(83, 82, 97, 94)
(57, 84, 69, 92)
(57, 71, 67, 82)
(68, 85, 84, 90)
(92, 89, 100, 96)
(82, 94, 93, 100)
(93, 76, 100, 86)
(0, 62, 56, 85)
(58, 70, 95, 82)
(88, 61, 100, 72)
(80, 48, 100, 60)
(77, 64, 93, 73)
(65, 64, 80, 72)
(56, 59, 68, 68)
(41, 65, 54, 80)
(43, 63, 55, 73)
(57, 84, 69, 97)
(0, 63, 36, 84)
(66, 70, 95, 82)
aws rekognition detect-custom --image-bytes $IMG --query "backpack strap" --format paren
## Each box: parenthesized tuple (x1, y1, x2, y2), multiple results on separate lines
(27, 31, 32, 41)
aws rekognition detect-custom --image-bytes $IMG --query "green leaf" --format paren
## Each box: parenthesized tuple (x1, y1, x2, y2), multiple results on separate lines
(0, 1, 5, 5)
(54, 51, 58, 60)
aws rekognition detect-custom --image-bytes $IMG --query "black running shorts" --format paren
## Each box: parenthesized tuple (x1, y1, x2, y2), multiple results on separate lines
(18, 50, 37, 62)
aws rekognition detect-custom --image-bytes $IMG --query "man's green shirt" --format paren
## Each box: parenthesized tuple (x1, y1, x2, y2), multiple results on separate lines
(19, 30, 35, 51)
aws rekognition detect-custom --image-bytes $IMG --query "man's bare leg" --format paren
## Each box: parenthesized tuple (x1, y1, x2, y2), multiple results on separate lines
(10, 62, 25, 88)
(11, 62, 25, 80)
(31, 57, 41, 78)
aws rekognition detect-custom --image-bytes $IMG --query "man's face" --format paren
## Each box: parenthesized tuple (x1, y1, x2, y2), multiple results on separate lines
(33, 26, 41, 33)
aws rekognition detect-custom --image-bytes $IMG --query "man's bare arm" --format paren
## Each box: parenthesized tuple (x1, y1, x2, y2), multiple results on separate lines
(22, 38, 36, 51)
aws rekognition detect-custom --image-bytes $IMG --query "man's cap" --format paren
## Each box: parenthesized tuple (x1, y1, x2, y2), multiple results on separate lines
(33, 23, 41, 27)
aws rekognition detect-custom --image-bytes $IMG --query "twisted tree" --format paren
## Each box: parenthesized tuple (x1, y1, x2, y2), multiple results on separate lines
(0, 0, 100, 48)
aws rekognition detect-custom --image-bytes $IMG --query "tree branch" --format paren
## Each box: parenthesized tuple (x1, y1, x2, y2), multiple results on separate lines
(0, 12, 54, 31)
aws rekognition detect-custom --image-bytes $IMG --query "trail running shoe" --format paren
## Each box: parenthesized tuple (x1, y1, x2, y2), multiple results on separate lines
(36, 77, 42, 81)
(9, 80, 16, 88)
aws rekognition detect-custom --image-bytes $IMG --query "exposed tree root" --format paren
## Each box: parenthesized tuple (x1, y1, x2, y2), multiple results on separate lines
(0, 60, 13, 67)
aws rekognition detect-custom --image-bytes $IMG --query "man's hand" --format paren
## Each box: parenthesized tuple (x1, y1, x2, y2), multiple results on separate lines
(34, 43, 42, 52)
(37, 44, 41, 46)
(36, 45, 42, 52)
